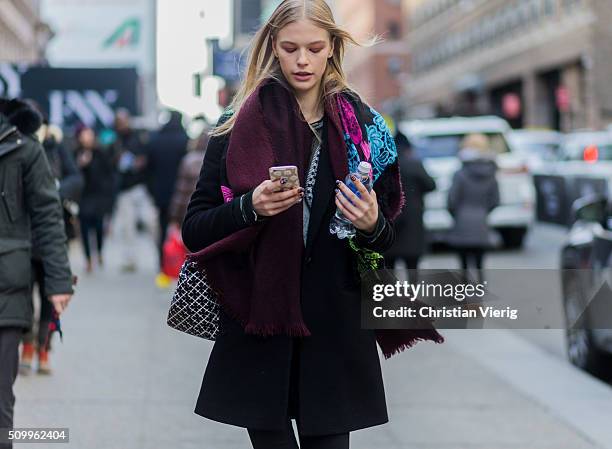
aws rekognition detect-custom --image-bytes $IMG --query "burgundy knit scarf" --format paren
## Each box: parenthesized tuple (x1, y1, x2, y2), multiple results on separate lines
(193, 78, 444, 358)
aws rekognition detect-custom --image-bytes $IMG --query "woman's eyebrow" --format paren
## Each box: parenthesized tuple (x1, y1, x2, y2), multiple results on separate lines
(279, 40, 326, 45)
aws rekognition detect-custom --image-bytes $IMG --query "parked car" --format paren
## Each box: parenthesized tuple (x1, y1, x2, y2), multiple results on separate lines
(508, 129, 563, 170)
(560, 194, 612, 376)
(398, 116, 535, 248)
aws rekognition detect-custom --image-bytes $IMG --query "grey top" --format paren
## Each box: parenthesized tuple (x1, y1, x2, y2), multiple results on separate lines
(303, 117, 324, 246)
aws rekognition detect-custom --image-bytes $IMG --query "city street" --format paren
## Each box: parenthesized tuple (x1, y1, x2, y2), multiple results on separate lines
(13, 225, 612, 449)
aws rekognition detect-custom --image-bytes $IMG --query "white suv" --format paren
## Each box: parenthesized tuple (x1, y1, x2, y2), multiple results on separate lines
(399, 116, 535, 248)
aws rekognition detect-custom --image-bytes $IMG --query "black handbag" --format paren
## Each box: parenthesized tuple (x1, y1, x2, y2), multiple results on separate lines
(166, 259, 221, 341)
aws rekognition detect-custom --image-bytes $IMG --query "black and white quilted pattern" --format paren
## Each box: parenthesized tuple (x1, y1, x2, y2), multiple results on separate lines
(167, 260, 220, 341)
(305, 119, 324, 207)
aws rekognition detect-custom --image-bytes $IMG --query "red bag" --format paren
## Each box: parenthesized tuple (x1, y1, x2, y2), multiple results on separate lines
(162, 227, 187, 279)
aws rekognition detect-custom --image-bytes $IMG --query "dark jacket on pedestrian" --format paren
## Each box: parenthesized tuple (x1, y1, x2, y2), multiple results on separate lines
(145, 112, 188, 211)
(0, 98, 73, 329)
(42, 131, 84, 203)
(168, 148, 205, 225)
(111, 128, 147, 191)
(41, 130, 84, 241)
(447, 154, 500, 248)
(385, 147, 436, 260)
(76, 146, 116, 219)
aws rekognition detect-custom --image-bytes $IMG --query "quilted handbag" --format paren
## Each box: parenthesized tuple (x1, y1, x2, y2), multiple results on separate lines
(166, 259, 221, 341)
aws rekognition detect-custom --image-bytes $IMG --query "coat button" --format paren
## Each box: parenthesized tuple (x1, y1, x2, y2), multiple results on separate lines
(305, 257, 312, 264)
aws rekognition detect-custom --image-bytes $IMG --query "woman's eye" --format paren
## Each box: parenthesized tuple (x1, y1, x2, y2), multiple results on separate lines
(310, 49, 323, 53)
(284, 48, 296, 53)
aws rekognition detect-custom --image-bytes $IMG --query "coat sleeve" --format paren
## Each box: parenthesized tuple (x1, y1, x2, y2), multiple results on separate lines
(181, 128, 256, 253)
(417, 161, 436, 193)
(168, 155, 191, 224)
(488, 177, 500, 212)
(447, 171, 462, 217)
(24, 140, 73, 296)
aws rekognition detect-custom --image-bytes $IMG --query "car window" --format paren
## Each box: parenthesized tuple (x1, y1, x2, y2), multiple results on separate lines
(513, 143, 560, 159)
(412, 133, 510, 159)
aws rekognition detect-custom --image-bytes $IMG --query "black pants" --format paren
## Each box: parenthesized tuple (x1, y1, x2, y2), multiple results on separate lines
(0, 327, 21, 449)
(79, 215, 105, 261)
(22, 260, 53, 350)
(457, 247, 486, 282)
(248, 422, 349, 449)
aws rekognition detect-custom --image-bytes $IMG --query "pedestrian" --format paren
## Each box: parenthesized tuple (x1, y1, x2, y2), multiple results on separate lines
(181, 2, 444, 448)
(109, 109, 150, 272)
(20, 117, 83, 375)
(384, 132, 436, 272)
(0, 98, 74, 449)
(144, 110, 188, 281)
(168, 127, 210, 228)
(447, 133, 500, 282)
(75, 126, 115, 273)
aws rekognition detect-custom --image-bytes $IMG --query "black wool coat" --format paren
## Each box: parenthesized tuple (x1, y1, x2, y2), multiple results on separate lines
(182, 112, 397, 436)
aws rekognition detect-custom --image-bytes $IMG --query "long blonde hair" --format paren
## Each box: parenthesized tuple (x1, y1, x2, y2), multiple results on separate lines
(210, 0, 379, 137)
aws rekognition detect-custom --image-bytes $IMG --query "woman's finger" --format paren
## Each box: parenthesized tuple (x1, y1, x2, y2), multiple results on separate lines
(267, 196, 303, 215)
(268, 187, 303, 203)
(351, 177, 376, 206)
(335, 188, 361, 218)
(335, 197, 358, 222)
(337, 181, 367, 211)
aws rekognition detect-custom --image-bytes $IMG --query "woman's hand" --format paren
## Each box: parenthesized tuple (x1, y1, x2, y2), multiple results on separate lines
(252, 179, 304, 217)
(335, 176, 378, 233)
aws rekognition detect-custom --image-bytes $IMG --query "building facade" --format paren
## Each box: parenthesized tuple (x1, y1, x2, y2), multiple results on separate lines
(404, 0, 612, 131)
(335, 0, 408, 116)
(0, 0, 51, 63)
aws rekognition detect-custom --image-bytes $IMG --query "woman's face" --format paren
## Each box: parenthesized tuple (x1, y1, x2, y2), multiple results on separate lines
(273, 19, 333, 96)
(79, 128, 96, 148)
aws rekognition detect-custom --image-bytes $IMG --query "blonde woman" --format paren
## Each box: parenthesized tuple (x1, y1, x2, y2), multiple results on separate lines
(182, 1, 443, 448)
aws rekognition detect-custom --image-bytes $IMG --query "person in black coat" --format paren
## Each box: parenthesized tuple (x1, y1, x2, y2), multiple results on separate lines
(75, 126, 115, 272)
(384, 132, 436, 271)
(447, 133, 500, 282)
(178, 3, 443, 448)
(144, 110, 188, 271)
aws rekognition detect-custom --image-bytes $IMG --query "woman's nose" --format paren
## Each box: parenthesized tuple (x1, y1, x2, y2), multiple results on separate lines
(297, 49, 309, 65)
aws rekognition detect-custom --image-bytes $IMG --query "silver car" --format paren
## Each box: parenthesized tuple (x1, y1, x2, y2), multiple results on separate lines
(399, 116, 535, 248)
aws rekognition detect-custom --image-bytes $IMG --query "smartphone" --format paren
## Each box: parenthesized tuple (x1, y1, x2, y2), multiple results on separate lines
(269, 165, 300, 191)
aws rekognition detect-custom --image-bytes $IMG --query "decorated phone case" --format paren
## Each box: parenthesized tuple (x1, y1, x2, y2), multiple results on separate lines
(269, 165, 300, 191)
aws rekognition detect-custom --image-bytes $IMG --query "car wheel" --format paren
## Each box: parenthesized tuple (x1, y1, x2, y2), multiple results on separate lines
(563, 274, 611, 376)
(498, 227, 527, 249)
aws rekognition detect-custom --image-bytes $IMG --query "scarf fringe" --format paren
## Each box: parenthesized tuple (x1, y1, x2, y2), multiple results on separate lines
(378, 330, 446, 360)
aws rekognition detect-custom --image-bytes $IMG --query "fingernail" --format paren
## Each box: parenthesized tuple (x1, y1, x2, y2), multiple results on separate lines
(335, 188, 339, 194)
(335, 180, 341, 185)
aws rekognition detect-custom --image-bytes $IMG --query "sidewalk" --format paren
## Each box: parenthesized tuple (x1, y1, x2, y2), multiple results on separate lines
(13, 236, 612, 448)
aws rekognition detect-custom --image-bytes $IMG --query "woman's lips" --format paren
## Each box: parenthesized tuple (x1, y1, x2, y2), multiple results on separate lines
(293, 73, 313, 82)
